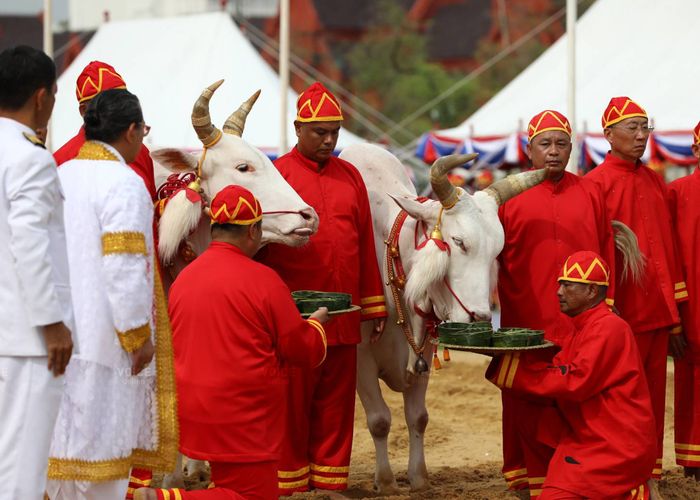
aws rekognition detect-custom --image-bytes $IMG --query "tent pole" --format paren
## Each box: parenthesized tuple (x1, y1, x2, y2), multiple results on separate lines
(279, 0, 290, 156)
(566, 0, 577, 173)
(43, 0, 53, 150)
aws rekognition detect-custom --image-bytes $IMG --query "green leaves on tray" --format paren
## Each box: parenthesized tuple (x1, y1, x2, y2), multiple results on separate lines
(437, 321, 493, 347)
(292, 290, 352, 314)
(437, 322, 544, 347)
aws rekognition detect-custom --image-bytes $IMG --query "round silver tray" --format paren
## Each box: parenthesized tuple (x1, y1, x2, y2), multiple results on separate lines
(439, 340, 556, 355)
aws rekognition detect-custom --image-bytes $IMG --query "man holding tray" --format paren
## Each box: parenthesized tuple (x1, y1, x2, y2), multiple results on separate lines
(256, 82, 387, 494)
(488, 250, 655, 499)
(138, 185, 329, 500)
(496, 110, 615, 497)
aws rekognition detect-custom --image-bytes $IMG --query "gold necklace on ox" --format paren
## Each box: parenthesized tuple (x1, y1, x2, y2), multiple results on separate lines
(384, 198, 478, 373)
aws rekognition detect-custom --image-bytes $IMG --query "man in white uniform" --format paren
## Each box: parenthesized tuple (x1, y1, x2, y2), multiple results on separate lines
(0, 45, 75, 500)
(46, 89, 177, 499)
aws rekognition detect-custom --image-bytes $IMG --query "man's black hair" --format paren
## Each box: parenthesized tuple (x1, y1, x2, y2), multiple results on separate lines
(84, 89, 143, 143)
(0, 45, 56, 110)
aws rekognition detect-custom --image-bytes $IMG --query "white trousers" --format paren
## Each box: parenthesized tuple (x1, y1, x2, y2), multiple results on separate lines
(46, 478, 129, 500)
(0, 356, 62, 500)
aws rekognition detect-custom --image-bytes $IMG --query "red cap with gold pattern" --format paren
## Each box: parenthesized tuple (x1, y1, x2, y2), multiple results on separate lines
(693, 121, 700, 145)
(558, 250, 610, 286)
(602, 97, 647, 129)
(296, 82, 343, 123)
(75, 61, 127, 103)
(528, 110, 572, 141)
(209, 185, 262, 225)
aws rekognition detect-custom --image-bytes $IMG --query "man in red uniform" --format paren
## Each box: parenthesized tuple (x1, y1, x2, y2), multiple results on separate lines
(135, 185, 328, 500)
(496, 110, 615, 497)
(668, 121, 700, 480)
(489, 251, 656, 499)
(256, 82, 387, 494)
(53, 60, 156, 200)
(585, 97, 687, 479)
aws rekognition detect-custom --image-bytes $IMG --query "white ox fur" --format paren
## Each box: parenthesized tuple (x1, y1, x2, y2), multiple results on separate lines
(339, 143, 525, 493)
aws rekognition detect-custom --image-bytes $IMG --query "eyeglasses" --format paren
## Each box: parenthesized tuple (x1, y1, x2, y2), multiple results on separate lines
(142, 124, 151, 137)
(609, 123, 654, 135)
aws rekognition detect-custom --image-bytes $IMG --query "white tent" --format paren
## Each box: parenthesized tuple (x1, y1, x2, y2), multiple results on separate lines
(51, 11, 363, 154)
(437, 0, 700, 139)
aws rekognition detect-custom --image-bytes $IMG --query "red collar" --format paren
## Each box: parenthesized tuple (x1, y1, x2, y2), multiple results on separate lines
(209, 240, 247, 257)
(571, 301, 608, 330)
(602, 152, 644, 171)
(290, 146, 330, 173)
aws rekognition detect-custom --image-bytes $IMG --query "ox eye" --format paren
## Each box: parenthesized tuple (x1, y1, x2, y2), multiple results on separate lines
(235, 163, 250, 172)
(451, 237, 468, 252)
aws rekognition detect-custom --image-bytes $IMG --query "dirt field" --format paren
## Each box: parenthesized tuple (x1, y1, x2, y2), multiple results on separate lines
(176, 351, 700, 499)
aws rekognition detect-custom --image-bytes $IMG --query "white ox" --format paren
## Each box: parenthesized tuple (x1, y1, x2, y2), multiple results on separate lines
(339, 143, 546, 493)
(153, 80, 318, 281)
(153, 81, 319, 486)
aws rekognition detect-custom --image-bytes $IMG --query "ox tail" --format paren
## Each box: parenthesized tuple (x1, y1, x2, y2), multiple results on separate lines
(612, 220, 645, 285)
(404, 239, 449, 307)
(158, 190, 203, 263)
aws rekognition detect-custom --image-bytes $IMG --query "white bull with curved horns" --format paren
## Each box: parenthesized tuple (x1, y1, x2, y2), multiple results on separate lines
(153, 80, 319, 280)
(338, 143, 547, 493)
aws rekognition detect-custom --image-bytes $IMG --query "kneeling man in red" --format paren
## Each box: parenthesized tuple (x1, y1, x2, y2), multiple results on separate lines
(487, 251, 656, 499)
(135, 185, 329, 500)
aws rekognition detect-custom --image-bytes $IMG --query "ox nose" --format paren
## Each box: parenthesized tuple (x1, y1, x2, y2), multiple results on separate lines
(299, 207, 315, 221)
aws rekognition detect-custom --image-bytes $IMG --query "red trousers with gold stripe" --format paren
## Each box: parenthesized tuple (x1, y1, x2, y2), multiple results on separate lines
(147, 461, 277, 500)
(540, 483, 649, 499)
(278, 345, 356, 494)
(634, 329, 669, 478)
(502, 391, 557, 498)
(674, 357, 700, 467)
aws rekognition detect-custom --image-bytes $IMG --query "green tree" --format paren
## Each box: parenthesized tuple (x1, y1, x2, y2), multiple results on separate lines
(346, 0, 474, 144)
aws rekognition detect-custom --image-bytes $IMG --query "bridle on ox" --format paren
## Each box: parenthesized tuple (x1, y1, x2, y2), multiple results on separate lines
(384, 197, 477, 373)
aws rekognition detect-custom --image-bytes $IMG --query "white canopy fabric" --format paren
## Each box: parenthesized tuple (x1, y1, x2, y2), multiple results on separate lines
(51, 11, 363, 153)
(436, 0, 700, 139)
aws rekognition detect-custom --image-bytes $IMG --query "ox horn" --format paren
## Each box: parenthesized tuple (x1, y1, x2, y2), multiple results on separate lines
(484, 168, 548, 206)
(192, 79, 224, 147)
(430, 153, 478, 208)
(223, 89, 261, 137)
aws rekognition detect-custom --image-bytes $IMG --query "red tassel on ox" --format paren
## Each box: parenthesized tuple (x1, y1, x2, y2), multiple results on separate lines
(443, 346, 451, 361)
(433, 351, 442, 370)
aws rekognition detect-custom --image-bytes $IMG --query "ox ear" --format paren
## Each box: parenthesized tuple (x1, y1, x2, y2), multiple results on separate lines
(151, 148, 199, 173)
(388, 194, 438, 224)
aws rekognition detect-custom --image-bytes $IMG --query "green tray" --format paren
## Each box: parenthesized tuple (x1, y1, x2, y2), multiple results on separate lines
(438, 321, 493, 347)
(292, 290, 352, 314)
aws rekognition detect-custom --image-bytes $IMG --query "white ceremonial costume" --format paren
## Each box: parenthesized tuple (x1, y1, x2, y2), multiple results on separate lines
(46, 141, 177, 500)
(0, 117, 74, 500)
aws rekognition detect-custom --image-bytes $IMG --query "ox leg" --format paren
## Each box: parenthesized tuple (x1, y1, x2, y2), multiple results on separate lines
(160, 453, 185, 489)
(403, 374, 430, 492)
(357, 345, 398, 493)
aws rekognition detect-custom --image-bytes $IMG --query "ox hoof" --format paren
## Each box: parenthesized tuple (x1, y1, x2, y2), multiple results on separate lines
(373, 480, 400, 495)
(409, 477, 430, 492)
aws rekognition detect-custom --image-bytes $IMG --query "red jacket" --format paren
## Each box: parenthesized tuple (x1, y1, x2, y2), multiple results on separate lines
(498, 172, 615, 345)
(169, 242, 327, 462)
(54, 127, 157, 201)
(257, 147, 387, 345)
(668, 167, 699, 361)
(585, 153, 686, 333)
(488, 302, 656, 497)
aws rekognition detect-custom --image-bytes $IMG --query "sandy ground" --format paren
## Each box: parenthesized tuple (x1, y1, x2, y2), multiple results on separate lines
(173, 351, 700, 499)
